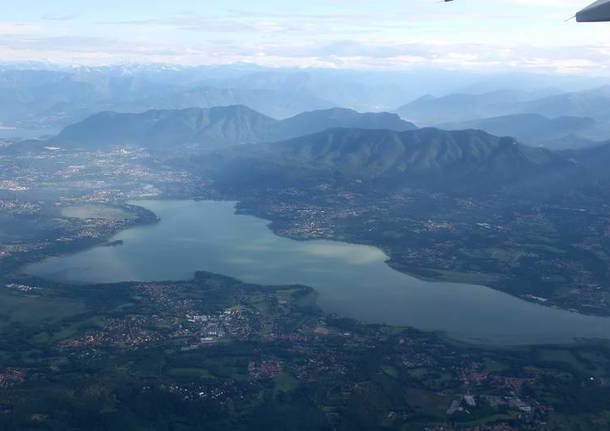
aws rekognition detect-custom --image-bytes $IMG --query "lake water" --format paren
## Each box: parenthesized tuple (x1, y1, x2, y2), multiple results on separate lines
(24, 200, 610, 345)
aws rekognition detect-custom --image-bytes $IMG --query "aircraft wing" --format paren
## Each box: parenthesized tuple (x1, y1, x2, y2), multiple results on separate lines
(576, 0, 610, 22)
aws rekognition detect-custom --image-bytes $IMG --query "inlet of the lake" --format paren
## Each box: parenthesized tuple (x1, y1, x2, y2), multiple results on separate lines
(24, 200, 610, 345)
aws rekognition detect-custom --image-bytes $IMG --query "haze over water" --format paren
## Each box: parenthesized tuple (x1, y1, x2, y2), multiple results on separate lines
(25, 200, 610, 345)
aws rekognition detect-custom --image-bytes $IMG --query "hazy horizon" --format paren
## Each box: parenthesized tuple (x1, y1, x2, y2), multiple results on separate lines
(2, 0, 610, 76)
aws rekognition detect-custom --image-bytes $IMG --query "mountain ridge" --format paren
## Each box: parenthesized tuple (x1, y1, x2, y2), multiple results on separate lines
(209, 127, 574, 194)
(438, 113, 597, 149)
(53, 106, 417, 151)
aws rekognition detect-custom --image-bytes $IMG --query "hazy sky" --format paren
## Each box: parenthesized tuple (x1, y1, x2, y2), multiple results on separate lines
(1, 0, 610, 74)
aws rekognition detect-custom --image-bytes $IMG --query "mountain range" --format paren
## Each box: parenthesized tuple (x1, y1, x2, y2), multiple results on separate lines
(5, 65, 609, 142)
(0, 66, 463, 134)
(45, 103, 610, 194)
(1, 97, 598, 196)
(396, 87, 610, 148)
(396, 90, 539, 125)
(396, 87, 610, 125)
(226, 127, 569, 189)
(0, 69, 334, 134)
(439, 114, 597, 149)
(53, 106, 417, 151)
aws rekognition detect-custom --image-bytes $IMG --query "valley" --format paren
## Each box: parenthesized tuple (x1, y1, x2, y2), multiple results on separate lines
(4, 2, 610, 429)
(1, 101, 610, 430)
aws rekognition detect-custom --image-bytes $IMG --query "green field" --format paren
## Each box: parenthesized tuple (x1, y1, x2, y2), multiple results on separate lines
(0, 290, 87, 325)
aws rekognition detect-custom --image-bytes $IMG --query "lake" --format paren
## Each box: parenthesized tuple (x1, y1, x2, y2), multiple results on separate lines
(24, 200, 610, 345)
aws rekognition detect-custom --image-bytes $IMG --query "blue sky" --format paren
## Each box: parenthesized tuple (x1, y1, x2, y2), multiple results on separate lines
(1, 0, 609, 74)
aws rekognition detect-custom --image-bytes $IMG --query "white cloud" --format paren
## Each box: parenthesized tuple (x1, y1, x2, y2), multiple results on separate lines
(0, 22, 41, 35)
(1, 2, 610, 75)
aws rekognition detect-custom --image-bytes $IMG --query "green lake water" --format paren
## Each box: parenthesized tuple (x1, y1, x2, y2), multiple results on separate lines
(24, 200, 610, 345)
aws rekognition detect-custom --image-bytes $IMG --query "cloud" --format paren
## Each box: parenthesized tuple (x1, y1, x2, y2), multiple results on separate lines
(0, 30, 608, 75)
(0, 1, 609, 75)
(41, 13, 78, 21)
(0, 22, 41, 36)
